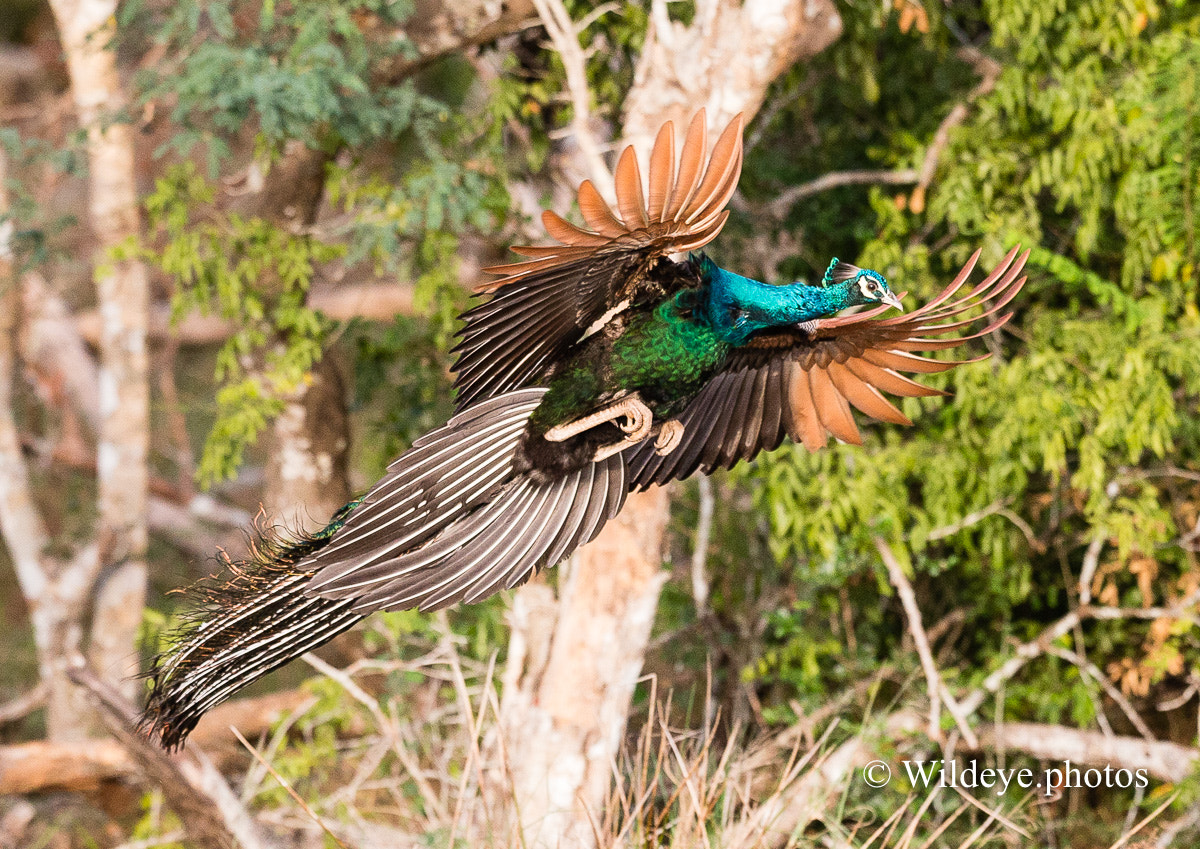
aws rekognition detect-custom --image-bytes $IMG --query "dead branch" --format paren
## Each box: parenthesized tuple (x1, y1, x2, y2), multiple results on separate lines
(20, 270, 100, 433)
(0, 737, 138, 795)
(908, 46, 1001, 213)
(376, 0, 537, 84)
(765, 169, 919, 217)
(926, 499, 1010, 541)
(76, 282, 419, 347)
(723, 711, 924, 849)
(0, 683, 47, 727)
(0, 688, 315, 796)
(532, 0, 614, 191)
(959, 588, 1200, 718)
(970, 722, 1198, 783)
(67, 665, 278, 849)
(763, 44, 1003, 219)
(146, 495, 249, 560)
(876, 538, 978, 748)
(1044, 644, 1155, 741)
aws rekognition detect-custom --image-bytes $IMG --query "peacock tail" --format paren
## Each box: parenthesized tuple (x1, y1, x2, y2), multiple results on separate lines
(140, 509, 362, 750)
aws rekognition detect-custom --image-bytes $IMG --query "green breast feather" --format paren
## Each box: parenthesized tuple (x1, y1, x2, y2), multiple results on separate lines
(610, 296, 730, 409)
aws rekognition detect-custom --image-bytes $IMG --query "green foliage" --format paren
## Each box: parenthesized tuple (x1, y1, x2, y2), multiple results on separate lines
(123, 0, 432, 163)
(0, 128, 84, 271)
(714, 0, 1200, 769)
(143, 163, 340, 484)
(128, 0, 509, 486)
(349, 315, 454, 477)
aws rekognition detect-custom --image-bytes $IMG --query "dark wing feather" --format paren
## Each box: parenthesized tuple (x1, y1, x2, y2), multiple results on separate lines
(627, 246, 1030, 489)
(304, 387, 629, 613)
(452, 110, 745, 410)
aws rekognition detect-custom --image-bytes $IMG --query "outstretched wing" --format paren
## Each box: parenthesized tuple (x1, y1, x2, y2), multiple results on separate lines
(625, 246, 1030, 489)
(451, 110, 745, 409)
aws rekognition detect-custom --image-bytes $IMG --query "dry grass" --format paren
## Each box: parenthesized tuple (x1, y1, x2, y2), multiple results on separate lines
(127, 624, 1187, 849)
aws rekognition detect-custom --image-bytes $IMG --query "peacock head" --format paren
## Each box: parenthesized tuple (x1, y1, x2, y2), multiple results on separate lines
(822, 259, 903, 312)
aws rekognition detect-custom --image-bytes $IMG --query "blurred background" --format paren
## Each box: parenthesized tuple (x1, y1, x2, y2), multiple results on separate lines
(2, 0, 1200, 847)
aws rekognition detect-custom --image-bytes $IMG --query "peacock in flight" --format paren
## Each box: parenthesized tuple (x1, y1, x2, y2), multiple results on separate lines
(141, 111, 1028, 748)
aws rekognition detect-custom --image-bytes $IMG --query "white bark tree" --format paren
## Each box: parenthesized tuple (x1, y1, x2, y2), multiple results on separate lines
(49, 0, 151, 702)
(0, 0, 150, 740)
(488, 2, 844, 845)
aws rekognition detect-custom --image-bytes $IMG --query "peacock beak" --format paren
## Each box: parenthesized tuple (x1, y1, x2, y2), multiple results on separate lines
(882, 291, 904, 312)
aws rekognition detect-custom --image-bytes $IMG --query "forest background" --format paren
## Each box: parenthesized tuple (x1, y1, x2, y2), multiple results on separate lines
(2, 0, 1200, 847)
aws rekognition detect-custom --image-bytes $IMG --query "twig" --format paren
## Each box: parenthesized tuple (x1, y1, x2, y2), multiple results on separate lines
(926, 499, 1009, 541)
(1044, 644, 1155, 741)
(765, 45, 1002, 219)
(765, 169, 919, 217)
(0, 682, 47, 726)
(67, 664, 275, 849)
(532, 0, 613, 190)
(1110, 790, 1179, 849)
(908, 46, 1002, 214)
(231, 727, 345, 848)
(692, 477, 715, 615)
(300, 652, 449, 823)
(958, 588, 1200, 718)
(1154, 804, 1200, 849)
(1079, 535, 1105, 605)
(951, 784, 1032, 840)
(876, 538, 978, 748)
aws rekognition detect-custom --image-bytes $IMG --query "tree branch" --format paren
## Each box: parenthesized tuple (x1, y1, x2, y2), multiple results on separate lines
(76, 283, 419, 347)
(67, 666, 276, 849)
(1044, 644, 1155, 741)
(958, 588, 1200, 717)
(532, 0, 613, 190)
(970, 722, 1197, 783)
(764, 44, 1003, 218)
(908, 46, 1001, 214)
(0, 151, 51, 603)
(765, 169, 919, 217)
(876, 538, 978, 747)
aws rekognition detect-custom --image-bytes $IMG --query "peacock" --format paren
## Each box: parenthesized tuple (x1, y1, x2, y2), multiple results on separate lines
(140, 111, 1028, 748)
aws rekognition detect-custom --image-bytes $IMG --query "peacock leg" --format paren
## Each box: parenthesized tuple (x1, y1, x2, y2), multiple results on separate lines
(653, 420, 684, 456)
(544, 394, 653, 444)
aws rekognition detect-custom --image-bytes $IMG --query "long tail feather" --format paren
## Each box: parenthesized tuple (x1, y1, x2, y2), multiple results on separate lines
(139, 509, 363, 750)
(140, 388, 623, 750)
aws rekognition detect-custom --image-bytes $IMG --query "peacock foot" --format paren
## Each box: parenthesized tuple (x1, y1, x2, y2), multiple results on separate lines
(653, 420, 684, 456)
(544, 394, 653, 444)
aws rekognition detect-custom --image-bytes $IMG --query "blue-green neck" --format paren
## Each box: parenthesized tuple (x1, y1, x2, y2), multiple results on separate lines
(697, 255, 857, 346)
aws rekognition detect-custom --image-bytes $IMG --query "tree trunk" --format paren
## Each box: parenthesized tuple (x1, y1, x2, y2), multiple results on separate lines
(488, 488, 670, 847)
(489, 2, 843, 845)
(263, 356, 351, 530)
(48, 0, 151, 702)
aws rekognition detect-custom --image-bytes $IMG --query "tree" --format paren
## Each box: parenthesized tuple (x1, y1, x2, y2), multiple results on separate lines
(4, 0, 1200, 846)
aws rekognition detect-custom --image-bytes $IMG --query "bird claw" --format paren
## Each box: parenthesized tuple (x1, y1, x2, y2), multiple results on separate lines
(654, 420, 684, 456)
(617, 401, 652, 442)
(544, 394, 654, 445)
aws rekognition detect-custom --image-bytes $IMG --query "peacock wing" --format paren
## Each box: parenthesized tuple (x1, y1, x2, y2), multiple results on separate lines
(303, 389, 628, 613)
(451, 110, 744, 410)
(625, 246, 1030, 489)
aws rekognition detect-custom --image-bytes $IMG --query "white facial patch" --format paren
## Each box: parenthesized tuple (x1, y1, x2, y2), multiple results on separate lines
(858, 277, 876, 299)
